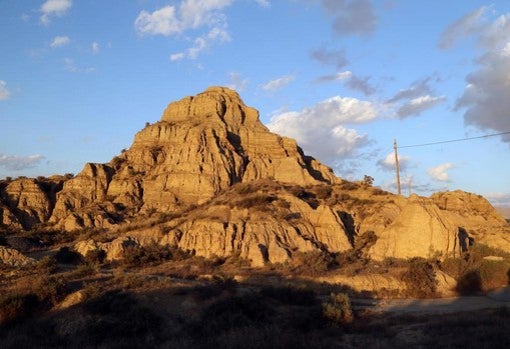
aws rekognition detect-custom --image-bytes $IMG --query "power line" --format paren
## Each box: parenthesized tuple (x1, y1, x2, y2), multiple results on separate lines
(398, 131, 510, 149)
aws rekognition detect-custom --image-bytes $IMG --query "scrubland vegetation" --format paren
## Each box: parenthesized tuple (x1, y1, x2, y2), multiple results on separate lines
(1, 178, 509, 348)
(1, 231, 509, 348)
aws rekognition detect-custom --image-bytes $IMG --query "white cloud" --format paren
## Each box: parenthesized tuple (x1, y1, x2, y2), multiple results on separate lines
(254, 0, 270, 7)
(377, 152, 411, 172)
(171, 27, 231, 61)
(320, 0, 378, 37)
(50, 36, 70, 48)
(427, 163, 455, 182)
(63, 58, 95, 73)
(315, 71, 353, 83)
(170, 52, 185, 61)
(481, 14, 510, 49)
(135, 0, 233, 36)
(448, 10, 510, 141)
(91, 41, 100, 53)
(387, 78, 445, 118)
(396, 95, 446, 118)
(135, 6, 180, 36)
(0, 154, 45, 171)
(40, 0, 72, 25)
(136, 1, 233, 60)
(0, 81, 11, 101)
(438, 7, 487, 49)
(388, 78, 434, 103)
(267, 96, 378, 166)
(227, 72, 248, 92)
(262, 75, 295, 91)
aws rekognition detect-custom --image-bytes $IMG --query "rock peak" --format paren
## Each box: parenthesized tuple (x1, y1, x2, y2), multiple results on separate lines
(161, 86, 261, 129)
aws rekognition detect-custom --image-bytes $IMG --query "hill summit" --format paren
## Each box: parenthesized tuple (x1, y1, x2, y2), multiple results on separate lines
(49, 86, 337, 230)
(1, 87, 509, 266)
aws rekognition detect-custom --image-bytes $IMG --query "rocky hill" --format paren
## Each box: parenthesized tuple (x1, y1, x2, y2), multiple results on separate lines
(1, 87, 509, 266)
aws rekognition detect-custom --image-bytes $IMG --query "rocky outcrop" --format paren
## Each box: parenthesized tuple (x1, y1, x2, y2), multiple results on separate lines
(368, 195, 459, 260)
(47, 87, 338, 230)
(430, 190, 510, 253)
(0, 246, 35, 267)
(0, 178, 55, 230)
(1, 87, 509, 267)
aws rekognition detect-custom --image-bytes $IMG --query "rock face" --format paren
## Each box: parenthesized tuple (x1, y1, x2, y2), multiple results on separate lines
(1, 87, 509, 267)
(0, 178, 58, 230)
(0, 246, 35, 267)
(48, 86, 338, 230)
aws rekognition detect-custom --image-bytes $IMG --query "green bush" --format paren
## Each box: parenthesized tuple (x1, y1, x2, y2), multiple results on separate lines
(322, 292, 353, 325)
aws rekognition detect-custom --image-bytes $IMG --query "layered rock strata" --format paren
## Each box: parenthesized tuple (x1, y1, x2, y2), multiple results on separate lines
(1, 87, 509, 266)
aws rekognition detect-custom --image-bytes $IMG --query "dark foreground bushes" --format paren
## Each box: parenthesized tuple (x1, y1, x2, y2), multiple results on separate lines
(0, 275, 69, 326)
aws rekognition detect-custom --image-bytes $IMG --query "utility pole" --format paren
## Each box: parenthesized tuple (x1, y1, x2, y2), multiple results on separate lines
(394, 139, 401, 195)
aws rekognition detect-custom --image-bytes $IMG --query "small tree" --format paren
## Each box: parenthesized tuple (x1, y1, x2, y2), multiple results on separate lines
(362, 175, 374, 187)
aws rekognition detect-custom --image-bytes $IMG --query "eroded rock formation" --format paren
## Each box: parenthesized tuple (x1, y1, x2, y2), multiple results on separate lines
(1, 87, 509, 266)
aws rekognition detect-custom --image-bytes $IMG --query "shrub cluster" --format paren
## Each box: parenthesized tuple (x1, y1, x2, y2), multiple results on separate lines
(322, 292, 354, 325)
(441, 243, 510, 294)
(121, 243, 172, 267)
(401, 257, 438, 298)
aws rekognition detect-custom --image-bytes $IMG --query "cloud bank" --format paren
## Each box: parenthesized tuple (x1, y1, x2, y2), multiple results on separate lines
(0, 154, 45, 171)
(267, 96, 378, 167)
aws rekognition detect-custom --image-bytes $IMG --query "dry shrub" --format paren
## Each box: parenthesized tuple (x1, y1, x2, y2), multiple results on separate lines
(234, 193, 276, 210)
(31, 275, 69, 304)
(314, 185, 332, 200)
(322, 292, 353, 325)
(34, 255, 58, 273)
(69, 263, 99, 278)
(84, 248, 106, 265)
(401, 257, 438, 298)
(233, 182, 256, 194)
(0, 293, 39, 325)
(121, 243, 172, 267)
(340, 181, 359, 191)
(441, 243, 510, 294)
(289, 251, 336, 275)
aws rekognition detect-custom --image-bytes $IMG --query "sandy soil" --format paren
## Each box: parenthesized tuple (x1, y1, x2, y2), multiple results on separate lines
(355, 287, 510, 314)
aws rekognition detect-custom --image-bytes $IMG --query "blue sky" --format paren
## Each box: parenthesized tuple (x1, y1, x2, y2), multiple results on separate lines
(1, 0, 509, 206)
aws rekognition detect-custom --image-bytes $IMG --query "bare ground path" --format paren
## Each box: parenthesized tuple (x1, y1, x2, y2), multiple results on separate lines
(354, 287, 510, 314)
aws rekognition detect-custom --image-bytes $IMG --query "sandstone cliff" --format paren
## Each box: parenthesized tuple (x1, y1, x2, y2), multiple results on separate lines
(48, 86, 338, 230)
(1, 87, 509, 267)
